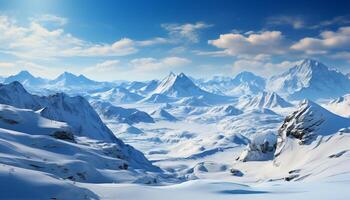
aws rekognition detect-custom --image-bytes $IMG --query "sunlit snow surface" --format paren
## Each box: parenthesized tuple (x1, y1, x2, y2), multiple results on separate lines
(1, 60, 350, 200)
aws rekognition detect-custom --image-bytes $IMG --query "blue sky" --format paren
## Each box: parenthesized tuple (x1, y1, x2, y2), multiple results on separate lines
(0, 0, 349, 81)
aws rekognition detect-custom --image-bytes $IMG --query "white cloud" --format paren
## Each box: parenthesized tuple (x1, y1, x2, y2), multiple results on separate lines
(0, 62, 15, 68)
(232, 58, 299, 77)
(331, 51, 350, 62)
(291, 26, 350, 54)
(0, 60, 64, 78)
(161, 22, 212, 43)
(311, 16, 350, 29)
(267, 15, 305, 29)
(30, 14, 68, 26)
(0, 15, 168, 59)
(130, 56, 191, 71)
(207, 31, 286, 57)
(85, 60, 121, 72)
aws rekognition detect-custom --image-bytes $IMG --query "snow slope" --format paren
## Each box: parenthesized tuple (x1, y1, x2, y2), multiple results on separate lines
(91, 101, 154, 124)
(0, 104, 160, 185)
(237, 92, 293, 110)
(150, 109, 178, 121)
(323, 94, 350, 118)
(0, 82, 162, 184)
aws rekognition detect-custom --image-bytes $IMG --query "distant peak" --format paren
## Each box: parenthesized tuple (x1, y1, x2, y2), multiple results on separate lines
(14, 70, 35, 78)
(62, 71, 76, 76)
(296, 59, 327, 70)
(18, 70, 32, 75)
(299, 99, 318, 108)
(236, 71, 255, 76)
(78, 74, 88, 78)
(178, 72, 186, 77)
(300, 58, 319, 65)
(168, 71, 176, 77)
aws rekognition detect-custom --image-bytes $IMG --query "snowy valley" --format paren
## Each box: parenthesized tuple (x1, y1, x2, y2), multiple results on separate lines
(1, 59, 350, 199)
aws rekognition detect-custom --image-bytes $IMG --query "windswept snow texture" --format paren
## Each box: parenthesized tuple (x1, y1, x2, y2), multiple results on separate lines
(1, 58, 350, 199)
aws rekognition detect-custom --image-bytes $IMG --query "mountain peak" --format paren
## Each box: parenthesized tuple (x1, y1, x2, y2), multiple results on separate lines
(235, 71, 258, 79)
(268, 59, 350, 100)
(59, 71, 77, 78)
(153, 72, 201, 97)
(238, 91, 292, 109)
(3, 81, 27, 92)
(169, 71, 176, 77)
(4, 70, 45, 86)
(275, 99, 350, 158)
(178, 72, 186, 77)
(51, 71, 97, 87)
(17, 70, 34, 77)
(296, 58, 328, 72)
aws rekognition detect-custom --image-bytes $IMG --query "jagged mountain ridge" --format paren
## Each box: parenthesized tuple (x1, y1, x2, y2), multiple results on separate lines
(237, 92, 293, 110)
(4, 70, 47, 87)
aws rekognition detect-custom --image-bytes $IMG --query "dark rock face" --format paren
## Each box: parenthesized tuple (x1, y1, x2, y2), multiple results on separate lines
(51, 131, 76, 143)
(277, 100, 325, 148)
(230, 169, 244, 176)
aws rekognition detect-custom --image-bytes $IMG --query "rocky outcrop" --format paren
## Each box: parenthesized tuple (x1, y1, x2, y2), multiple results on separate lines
(237, 132, 277, 162)
(275, 100, 350, 157)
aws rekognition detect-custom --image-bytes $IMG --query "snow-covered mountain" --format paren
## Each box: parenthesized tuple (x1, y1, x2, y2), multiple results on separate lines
(4, 70, 47, 87)
(0, 81, 116, 142)
(150, 72, 230, 104)
(268, 59, 350, 100)
(125, 81, 147, 91)
(0, 81, 42, 109)
(150, 109, 177, 121)
(50, 72, 99, 87)
(277, 100, 350, 145)
(208, 105, 243, 116)
(237, 92, 293, 110)
(91, 87, 144, 104)
(0, 82, 162, 190)
(175, 96, 210, 107)
(39, 93, 119, 142)
(91, 101, 154, 124)
(142, 93, 174, 103)
(198, 71, 266, 96)
(269, 100, 350, 181)
(324, 94, 350, 118)
(233, 100, 350, 182)
(138, 80, 159, 95)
